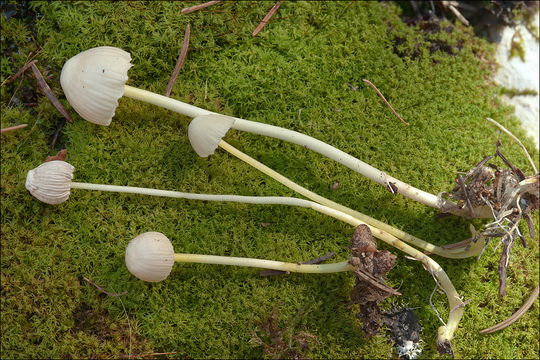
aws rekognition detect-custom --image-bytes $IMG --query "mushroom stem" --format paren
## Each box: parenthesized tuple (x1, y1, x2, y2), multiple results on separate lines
(173, 254, 354, 273)
(70, 179, 461, 344)
(218, 140, 483, 259)
(122, 85, 474, 217)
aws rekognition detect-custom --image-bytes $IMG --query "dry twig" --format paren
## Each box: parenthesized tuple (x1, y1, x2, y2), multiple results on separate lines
(362, 79, 409, 126)
(165, 24, 191, 97)
(0, 59, 37, 87)
(1, 124, 28, 134)
(479, 285, 539, 334)
(31, 63, 73, 123)
(252, 2, 281, 37)
(181, 0, 221, 14)
(83, 277, 128, 297)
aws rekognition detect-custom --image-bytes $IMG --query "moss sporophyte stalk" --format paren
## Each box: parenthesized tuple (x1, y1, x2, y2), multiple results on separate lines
(26, 159, 467, 349)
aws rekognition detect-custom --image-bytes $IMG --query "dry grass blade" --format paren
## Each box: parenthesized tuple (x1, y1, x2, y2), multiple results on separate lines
(486, 117, 537, 174)
(165, 24, 191, 97)
(252, 1, 281, 37)
(362, 79, 409, 126)
(479, 284, 539, 334)
(181, 0, 221, 14)
(1, 124, 28, 134)
(30, 64, 73, 123)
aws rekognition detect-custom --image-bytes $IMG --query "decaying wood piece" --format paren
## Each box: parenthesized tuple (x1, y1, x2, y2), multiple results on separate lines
(348, 224, 400, 336)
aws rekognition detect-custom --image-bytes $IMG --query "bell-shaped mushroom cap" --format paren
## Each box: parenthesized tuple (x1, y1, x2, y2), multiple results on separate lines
(60, 46, 133, 126)
(125, 232, 175, 283)
(25, 160, 75, 205)
(188, 114, 236, 157)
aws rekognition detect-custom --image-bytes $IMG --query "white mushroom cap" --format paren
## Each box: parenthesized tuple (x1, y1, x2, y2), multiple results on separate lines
(125, 232, 175, 282)
(188, 114, 236, 157)
(25, 160, 74, 205)
(60, 46, 133, 126)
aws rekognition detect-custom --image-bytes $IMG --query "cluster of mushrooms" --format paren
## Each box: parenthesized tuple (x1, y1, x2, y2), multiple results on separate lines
(25, 46, 539, 357)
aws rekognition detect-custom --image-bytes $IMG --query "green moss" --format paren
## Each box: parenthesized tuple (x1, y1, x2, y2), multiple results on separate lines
(2, 1, 538, 359)
(509, 31, 526, 61)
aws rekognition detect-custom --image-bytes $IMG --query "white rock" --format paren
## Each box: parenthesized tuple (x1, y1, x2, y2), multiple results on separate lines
(490, 12, 539, 149)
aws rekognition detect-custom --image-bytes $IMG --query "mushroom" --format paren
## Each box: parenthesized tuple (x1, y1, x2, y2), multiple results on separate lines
(25, 159, 467, 348)
(187, 114, 485, 259)
(60, 46, 483, 218)
(25, 160, 74, 204)
(60, 46, 132, 125)
(125, 231, 175, 282)
(125, 231, 354, 283)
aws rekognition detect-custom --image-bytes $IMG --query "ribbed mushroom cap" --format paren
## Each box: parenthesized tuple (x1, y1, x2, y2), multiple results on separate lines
(60, 46, 133, 126)
(188, 114, 236, 157)
(25, 160, 74, 205)
(125, 232, 175, 282)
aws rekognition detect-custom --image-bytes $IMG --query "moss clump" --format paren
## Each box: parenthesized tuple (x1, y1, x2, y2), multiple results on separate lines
(509, 30, 526, 61)
(1, 1, 538, 359)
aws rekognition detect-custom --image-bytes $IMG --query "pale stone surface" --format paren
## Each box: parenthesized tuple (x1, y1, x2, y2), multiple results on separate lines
(489, 12, 539, 149)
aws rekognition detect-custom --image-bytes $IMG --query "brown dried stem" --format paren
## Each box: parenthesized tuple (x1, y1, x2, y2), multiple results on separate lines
(165, 25, 191, 97)
(83, 277, 127, 297)
(480, 284, 539, 334)
(31, 64, 73, 123)
(181, 0, 221, 14)
(252, 1, 281, 37)
(362, 79, 409, 126)
(0, 59, 37, 87)
(1, 124, 28, 134)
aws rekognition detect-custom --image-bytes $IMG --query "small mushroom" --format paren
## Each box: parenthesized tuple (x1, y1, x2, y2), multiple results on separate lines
(188, 114, 235, 157)
(125, 232, 176, 282)
(25, 160, 74, 204)
(60, 46, 132, 125)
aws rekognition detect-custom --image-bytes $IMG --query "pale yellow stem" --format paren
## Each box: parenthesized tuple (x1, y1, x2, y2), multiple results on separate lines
(308, 202, 463, 345)
(218, 140, 483, 259)
(173, 254, 354, 273)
